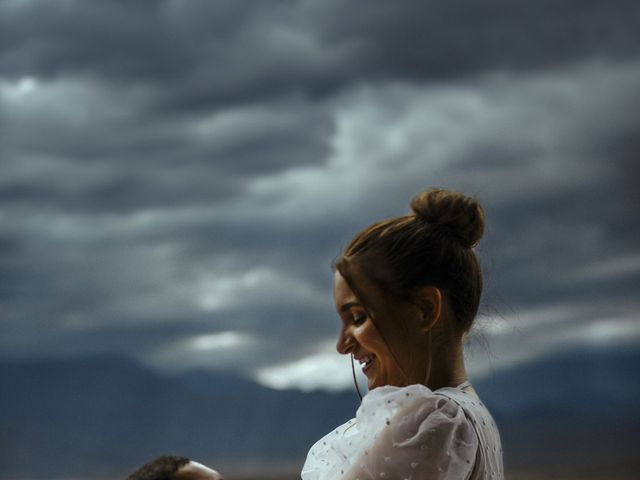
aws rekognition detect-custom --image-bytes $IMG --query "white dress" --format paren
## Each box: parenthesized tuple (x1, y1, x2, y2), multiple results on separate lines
(301, 383, 503, 480)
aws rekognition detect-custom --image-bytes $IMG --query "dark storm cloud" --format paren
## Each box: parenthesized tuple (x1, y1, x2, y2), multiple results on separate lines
(1, 0, 639, 388)
(1, 89, 332, 212)
(2, 0, 639, 109)
(0, 0, 347, 108)
(316, 0, 640, 77)
(441, 67, 640, 306)
(0, 0, 248, 80)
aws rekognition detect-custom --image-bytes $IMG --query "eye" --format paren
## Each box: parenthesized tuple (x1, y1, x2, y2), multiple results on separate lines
(353, 313, 367, 326)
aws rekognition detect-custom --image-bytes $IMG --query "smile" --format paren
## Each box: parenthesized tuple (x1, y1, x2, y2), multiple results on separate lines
(359, 355, 375, 373)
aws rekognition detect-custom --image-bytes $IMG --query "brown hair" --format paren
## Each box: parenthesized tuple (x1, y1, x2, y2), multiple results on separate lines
(125, 455, 190, 480)
(334, 188, 485, 334)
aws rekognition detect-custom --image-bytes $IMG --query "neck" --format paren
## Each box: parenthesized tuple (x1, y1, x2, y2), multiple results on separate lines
(425, 339, 468, 391)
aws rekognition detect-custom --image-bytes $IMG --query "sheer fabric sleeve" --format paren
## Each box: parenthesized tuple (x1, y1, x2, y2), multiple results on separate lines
(344, 392, 478, 480)
(301, 385, 478, 480)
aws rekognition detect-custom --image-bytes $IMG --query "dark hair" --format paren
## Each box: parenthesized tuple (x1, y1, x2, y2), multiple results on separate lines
(334, 188, 485, 333)
(125, 455, 190, 480)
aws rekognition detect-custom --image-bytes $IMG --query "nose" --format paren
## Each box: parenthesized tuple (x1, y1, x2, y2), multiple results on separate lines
(336, 326, 354, 355)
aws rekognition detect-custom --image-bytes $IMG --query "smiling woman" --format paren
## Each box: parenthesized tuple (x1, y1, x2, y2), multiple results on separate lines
(123, 188, 502, 480)
(301, 188, 503, 480)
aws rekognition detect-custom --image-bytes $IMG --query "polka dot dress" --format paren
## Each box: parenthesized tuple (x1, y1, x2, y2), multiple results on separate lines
(301, 383, 503, 480)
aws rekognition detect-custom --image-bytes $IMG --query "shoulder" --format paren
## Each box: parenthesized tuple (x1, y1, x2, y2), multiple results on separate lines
(364, 385, 477, 446)
(358, 384, 472, 428)
(354, 384, 479, 455)
(303, 385, 480, 480)
(346, 385, 479, 479)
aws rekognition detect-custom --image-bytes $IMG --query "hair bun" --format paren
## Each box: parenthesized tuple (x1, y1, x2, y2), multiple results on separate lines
(410, 188, 485, 248)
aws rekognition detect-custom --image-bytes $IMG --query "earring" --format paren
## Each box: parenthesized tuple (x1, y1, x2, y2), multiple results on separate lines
(350, 353, 363, 400)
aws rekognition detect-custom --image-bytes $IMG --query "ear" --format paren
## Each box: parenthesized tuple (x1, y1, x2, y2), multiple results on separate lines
(415, 286, 442, 333)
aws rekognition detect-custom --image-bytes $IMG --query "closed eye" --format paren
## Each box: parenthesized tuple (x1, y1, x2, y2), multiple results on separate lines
(353, 314, 367, 326)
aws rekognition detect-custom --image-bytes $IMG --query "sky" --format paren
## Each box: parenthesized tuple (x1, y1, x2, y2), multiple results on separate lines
(1, 0, 639, 392)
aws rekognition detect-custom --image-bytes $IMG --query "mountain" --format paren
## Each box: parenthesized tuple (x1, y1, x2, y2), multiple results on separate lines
(0, 354, 357, 478)
(1, 346, 639, 478)
(474, 346, 640, 468)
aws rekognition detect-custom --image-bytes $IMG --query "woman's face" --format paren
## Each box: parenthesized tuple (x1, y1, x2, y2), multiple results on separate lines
(333, 270, 428, 390)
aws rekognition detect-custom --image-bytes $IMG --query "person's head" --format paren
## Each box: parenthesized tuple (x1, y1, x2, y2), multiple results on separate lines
(333, 188, 485, 390)
(125, 455, 223, 480)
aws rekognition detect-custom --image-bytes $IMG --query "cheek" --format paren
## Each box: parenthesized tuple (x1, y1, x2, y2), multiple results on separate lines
(373, 333, 415, 376)
(361, 330, 396, 368)
(356, 324, 385, 351)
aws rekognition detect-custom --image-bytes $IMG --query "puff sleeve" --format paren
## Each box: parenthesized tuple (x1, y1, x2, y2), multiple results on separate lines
(302, 384, 478, 480)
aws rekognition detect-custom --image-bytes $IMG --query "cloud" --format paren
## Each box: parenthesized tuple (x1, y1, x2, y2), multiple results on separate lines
(143, 330, 258, 372)
(0, 77, 332, 213)
(1, 1, 639, 390)
(3, 0, 639, 107)
(467, 301, 640, 380)
(255, 339, 365, 392)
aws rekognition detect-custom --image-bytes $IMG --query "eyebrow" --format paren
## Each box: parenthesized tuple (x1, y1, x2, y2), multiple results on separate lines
(340, 301, 363, 313)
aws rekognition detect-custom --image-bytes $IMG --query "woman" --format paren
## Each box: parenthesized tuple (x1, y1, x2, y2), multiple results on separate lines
(301, 188, 503, 480)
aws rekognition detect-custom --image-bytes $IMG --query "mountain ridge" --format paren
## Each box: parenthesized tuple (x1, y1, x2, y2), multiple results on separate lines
(1, 346, 639, 478)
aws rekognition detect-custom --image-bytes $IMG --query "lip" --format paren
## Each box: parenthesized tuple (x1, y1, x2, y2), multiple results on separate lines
(357, 355, 375, 374)
(363, 360, 374, 374)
